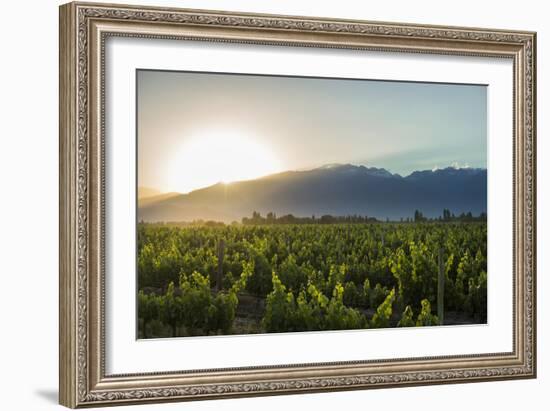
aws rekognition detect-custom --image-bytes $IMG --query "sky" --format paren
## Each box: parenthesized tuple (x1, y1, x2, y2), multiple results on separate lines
(137, 69, 487, 194)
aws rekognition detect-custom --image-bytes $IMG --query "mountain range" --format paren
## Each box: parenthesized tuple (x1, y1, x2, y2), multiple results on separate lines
(138, 164, 487, 223)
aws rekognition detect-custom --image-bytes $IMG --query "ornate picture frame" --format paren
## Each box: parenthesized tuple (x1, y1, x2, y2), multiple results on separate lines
(59, 1, 536, 408)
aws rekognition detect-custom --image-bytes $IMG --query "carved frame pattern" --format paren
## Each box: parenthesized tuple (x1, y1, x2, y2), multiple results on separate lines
(59, 2, 536, 408)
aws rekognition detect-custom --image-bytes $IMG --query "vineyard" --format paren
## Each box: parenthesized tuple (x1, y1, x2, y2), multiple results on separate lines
(137, 221, 487, 338)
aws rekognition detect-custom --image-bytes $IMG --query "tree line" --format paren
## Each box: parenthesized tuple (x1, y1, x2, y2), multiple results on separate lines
(241, 210, 487, 225)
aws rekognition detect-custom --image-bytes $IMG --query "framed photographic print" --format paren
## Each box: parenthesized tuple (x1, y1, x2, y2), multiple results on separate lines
(59, 1, 537, 408)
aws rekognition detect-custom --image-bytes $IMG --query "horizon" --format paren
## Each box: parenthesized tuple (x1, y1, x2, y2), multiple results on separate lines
(138, 161, 487, 196)
(137, 212, 488, 225)
(137, 205, 488, 225)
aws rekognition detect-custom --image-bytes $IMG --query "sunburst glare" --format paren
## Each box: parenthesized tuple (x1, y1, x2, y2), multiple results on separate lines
(165, 130, 282, 193)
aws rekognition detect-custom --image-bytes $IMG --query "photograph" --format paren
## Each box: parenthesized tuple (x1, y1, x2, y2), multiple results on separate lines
(136, 70, 488, 338)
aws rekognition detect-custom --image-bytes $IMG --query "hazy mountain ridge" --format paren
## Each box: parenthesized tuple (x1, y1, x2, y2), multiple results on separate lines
(138, 191, 180, 207)
(138, 187, 162, 199)
(138, 164, 487, 223)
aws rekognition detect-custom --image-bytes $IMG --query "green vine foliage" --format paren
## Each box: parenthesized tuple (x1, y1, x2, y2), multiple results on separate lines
(397, 305, 415, 327)
(137, 222, 487, 337)
(416, 299, 439, 326)
(263, 273, 366, 332)
(465, 270, 487, 322)
(371, 288, 395, 328)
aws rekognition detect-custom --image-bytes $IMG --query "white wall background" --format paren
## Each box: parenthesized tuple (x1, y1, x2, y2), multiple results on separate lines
(0, 0, 546, 409)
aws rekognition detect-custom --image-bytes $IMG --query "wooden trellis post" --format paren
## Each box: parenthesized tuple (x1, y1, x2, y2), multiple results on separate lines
(437, 247, 445, 325)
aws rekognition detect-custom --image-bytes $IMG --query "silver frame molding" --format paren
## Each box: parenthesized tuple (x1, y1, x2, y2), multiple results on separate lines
(59, 2, 536, 408)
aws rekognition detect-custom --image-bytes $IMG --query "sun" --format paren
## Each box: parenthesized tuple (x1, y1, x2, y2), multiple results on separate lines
(165, 130, 282, 193)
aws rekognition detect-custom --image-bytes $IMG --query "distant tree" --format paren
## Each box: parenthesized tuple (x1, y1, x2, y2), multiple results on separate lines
(320, 215, 336, 224)
(252, 211, 262, 224)
(242, 211, 380, 225)
(414, 210, 425, 222)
